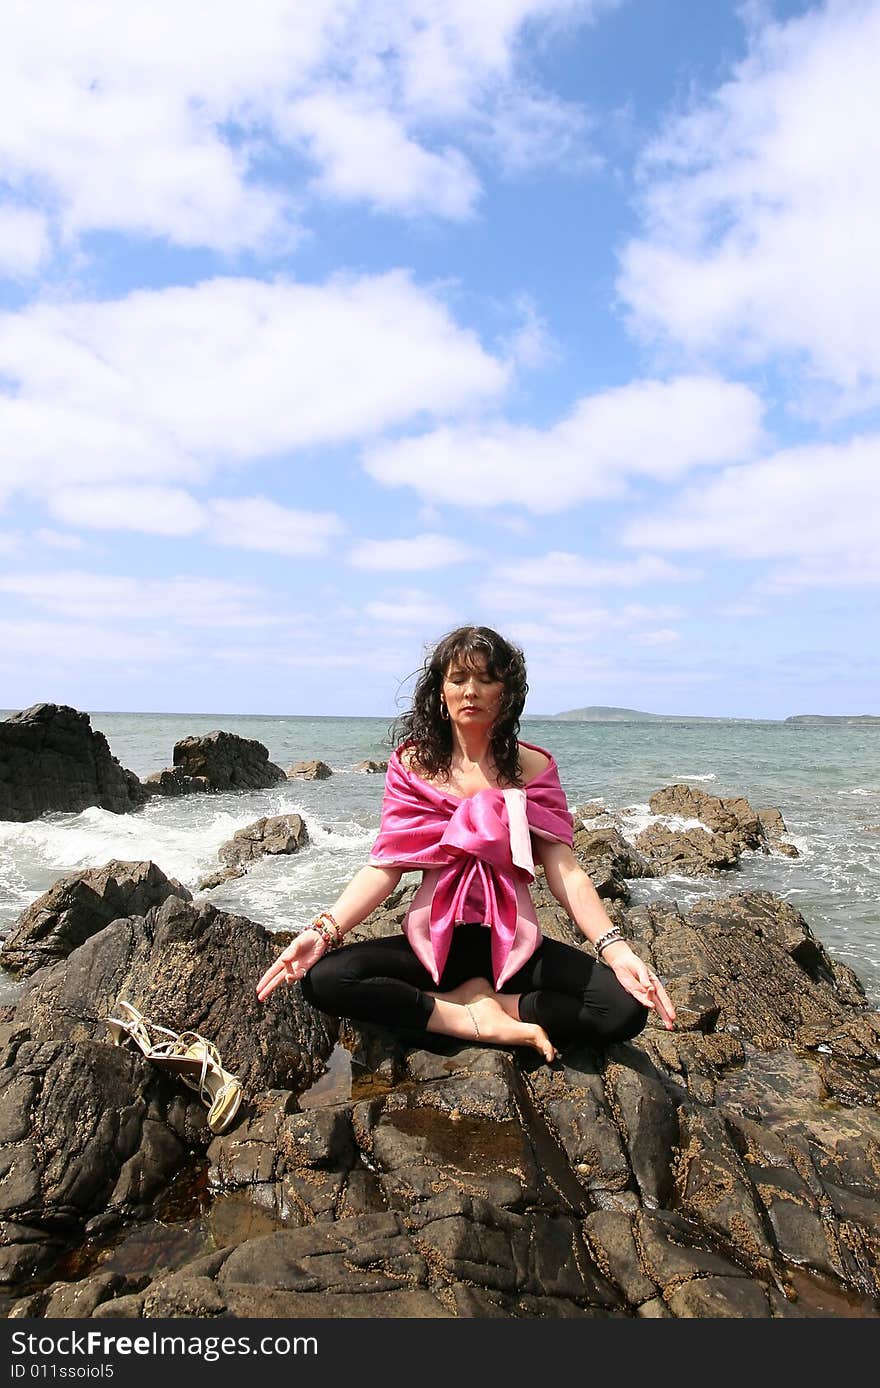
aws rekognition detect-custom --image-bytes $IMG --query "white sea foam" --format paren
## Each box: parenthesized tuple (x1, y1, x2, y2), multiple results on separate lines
(672, 773, 718, 782)
(615, 804, 708, 843)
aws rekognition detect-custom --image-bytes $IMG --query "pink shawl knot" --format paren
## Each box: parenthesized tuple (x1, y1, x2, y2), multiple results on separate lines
(369, 741, 573, 986)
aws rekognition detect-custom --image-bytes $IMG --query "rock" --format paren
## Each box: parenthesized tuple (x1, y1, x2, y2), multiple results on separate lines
(635, 822, 739, 875)
(0, 895, 336, 1288)
(198, 815, 308, 894)
(146, 732, 286, 795)
(353, 760, 388, 774)
(573, 824, 652, 897)
(3, 881, 880, 1319)
(574, 802, 613, 823)
(287, 760, 332, 781)
(0, 704, 146, 822)
(649, 783, 798, 859)
(143, 768, 210, 797)
(197, 866, 245, 891)
(218, 814, 309, 869)
(757, 806, 800, 857)
(0, 860, 191, 978)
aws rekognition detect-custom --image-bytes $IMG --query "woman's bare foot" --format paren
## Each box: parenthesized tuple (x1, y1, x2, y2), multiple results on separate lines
(465, 994, 557, 1063)
(426, 978, 557, 1062)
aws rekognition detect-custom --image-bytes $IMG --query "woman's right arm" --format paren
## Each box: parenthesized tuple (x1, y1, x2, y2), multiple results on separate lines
(256, 864, 404, 1001)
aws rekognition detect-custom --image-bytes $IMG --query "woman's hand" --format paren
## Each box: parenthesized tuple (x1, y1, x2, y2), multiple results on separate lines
(256, 929, 327, 1002)
(601, 942, 676, 1030)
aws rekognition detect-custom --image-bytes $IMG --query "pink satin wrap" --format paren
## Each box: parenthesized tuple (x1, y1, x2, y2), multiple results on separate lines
(369, 740, 573, 987)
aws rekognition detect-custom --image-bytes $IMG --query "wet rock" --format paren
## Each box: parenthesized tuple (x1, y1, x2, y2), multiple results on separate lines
(572, 825, 649, 901)
(3, 882, 880, 1320)
(635, 822, 739, 876)
(649, 783, 798, 859)
(287, 760, 332, 780)
(218, 814, 308, 869)
(0, 861, 191, 978)
(143, 768, 210, 797)
(0, 703, 146, 822)
(197, 866, 244, 891)
(0, 896, 336, 1289)
(147, 732, 286, 795)
(353, 760, 388, 773)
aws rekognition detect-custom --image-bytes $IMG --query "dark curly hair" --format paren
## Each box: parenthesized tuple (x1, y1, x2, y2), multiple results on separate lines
(392, 625, 528, 787)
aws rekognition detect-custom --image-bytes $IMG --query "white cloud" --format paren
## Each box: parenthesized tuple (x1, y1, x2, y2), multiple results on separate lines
(32, 529, 88, 552)
(0, 571, 280, 629)
(715, 602, 765, 618)
(490, 551, 698, 588)
(759, 553, 880, 594)
(363, 588, 457, 630)
(0, 272, 508, 499)
(0, 207, 50, 277)
(208, 497, 344, 557)
(0, 0, 615, 256)
(348, 532, 475, 570)
(0, 618, 176, 666)
(501, 295, 560, 371)
(50, 487, 206, 537)
(620, 433, 880, 589)
(618, 1, 880, 409)
(365, 376, 764, 512)
(291, 94, 480, 218)
(632, 628, 681, 647)
(44, 485, 345, 556)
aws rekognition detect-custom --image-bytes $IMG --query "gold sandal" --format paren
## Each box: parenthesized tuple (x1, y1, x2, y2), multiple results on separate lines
(105, 1001, 243, 1134)
(150, 1031, 243, 1135)
(106, 999, 180, 1056)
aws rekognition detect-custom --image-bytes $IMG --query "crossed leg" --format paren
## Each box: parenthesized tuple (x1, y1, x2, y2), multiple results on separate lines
(426, 976, 557, 1062)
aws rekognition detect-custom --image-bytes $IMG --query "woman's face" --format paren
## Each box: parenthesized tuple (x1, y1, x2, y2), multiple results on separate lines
(441, 654, 504, 731)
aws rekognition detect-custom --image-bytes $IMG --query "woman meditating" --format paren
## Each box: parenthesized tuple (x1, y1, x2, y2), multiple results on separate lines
(256, 625, 675, 1060)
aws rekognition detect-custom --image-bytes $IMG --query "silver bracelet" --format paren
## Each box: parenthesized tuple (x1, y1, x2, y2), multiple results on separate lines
(594, 927, 624, 956)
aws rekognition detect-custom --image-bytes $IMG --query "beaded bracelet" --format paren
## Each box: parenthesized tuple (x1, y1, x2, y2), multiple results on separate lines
(310, 911, 342, 951)
(594, 926, 624, 956)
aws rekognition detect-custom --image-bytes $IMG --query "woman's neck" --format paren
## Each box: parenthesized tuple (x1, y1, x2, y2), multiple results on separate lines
(450, 726, 493, 769)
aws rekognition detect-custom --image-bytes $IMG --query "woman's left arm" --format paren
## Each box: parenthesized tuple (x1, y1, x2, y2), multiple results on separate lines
(534, 839, 676, 1030)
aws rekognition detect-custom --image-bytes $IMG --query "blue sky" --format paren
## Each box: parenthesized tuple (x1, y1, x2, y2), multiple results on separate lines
(1, 0, 877, 719)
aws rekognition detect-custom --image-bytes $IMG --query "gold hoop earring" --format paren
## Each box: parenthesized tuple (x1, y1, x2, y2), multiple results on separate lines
(440, 698, 449, 721)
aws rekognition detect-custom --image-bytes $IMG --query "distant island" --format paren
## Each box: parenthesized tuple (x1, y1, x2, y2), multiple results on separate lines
(536, 706, 880, 724)
(783, 714, 880, 725)
(544, 705, 737, 722)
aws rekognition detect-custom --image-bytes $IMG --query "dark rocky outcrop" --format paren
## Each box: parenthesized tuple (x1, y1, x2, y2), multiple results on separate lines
(146, 732, 286, 796)
(353, 760, 388, 774)
(0, 861, 191, 978)
(3, 874, 880, 1320)
(0, 704, 146, 823)
(0, 895, 335, 1290)
(649, 784, 799, 860)
(572, 824, 652, 900)
(198, 815, 309, 891)
(634, 822, 740, 876)
(287, 760, 332, 781)
(219, 815, 308, 869)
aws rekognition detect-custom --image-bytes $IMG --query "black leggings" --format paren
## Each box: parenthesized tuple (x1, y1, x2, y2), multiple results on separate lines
(301, 923, 649, 1046)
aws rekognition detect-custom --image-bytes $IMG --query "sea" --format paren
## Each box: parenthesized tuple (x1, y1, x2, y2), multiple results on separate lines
(1, 712, 879, 1007)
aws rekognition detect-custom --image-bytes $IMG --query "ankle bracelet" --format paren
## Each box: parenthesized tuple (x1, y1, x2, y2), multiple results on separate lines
(465, 1003, 480, 1040)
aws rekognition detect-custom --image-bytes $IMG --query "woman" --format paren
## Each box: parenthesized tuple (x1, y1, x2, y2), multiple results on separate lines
(256, 626, 675, 1061)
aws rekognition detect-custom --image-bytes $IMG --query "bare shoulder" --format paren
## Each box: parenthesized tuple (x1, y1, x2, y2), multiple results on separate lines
(518, 743, 552, 785)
